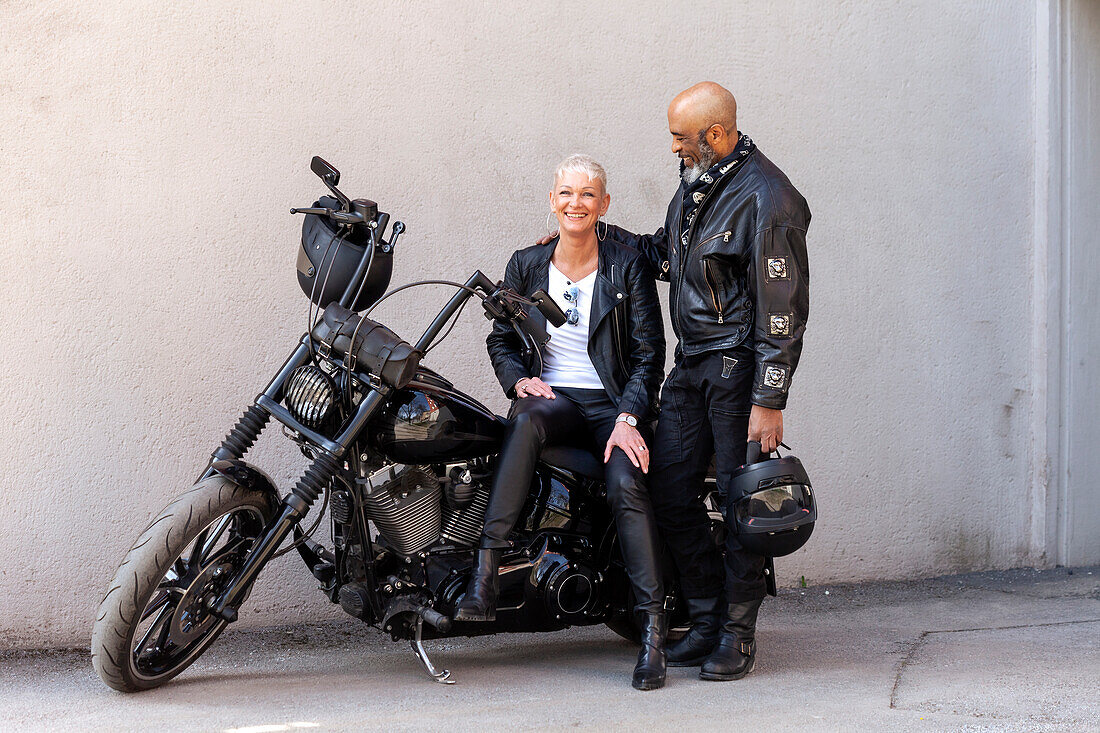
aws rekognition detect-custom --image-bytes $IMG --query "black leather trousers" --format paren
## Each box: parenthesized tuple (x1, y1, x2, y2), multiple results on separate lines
(479, 387, 665, 615)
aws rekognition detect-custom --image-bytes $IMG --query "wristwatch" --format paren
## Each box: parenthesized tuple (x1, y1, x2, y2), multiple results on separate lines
(616, 414, 638, 427)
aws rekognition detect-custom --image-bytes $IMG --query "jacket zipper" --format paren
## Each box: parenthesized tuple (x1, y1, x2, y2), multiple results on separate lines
(694, 229, 732, 252)
(610, 264, 630, 376)
(675, 188, 727, 335)
(702, 260, 724, 323)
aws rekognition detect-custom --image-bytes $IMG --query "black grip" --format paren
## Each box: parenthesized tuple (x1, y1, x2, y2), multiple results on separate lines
(530, 289, 567, 328)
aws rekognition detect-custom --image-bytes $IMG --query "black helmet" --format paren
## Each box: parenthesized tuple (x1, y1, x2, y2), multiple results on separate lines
(296, 196, 393, 312)
(730, 441, 816, 557)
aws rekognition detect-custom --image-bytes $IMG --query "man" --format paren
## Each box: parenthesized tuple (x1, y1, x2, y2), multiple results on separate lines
(607, 82, 810, 681)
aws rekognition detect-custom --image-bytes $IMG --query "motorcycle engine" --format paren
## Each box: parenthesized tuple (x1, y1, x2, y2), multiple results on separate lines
(357, 464, 442, 555)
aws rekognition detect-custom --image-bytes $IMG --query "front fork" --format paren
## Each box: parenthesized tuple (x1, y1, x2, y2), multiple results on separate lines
(200, 340, 390, 622)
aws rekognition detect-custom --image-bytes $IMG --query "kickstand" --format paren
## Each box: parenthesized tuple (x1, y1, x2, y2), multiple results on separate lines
(411, 616, 455, 684)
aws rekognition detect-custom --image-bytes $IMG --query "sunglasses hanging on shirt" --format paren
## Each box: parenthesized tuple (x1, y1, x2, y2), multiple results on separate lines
(562, 285, 580, 326)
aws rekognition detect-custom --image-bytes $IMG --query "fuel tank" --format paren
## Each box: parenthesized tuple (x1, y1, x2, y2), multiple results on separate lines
(369, 367, 505, 464)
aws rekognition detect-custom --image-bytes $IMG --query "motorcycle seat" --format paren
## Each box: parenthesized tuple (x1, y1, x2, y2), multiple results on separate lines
(539, 445, 604, 480)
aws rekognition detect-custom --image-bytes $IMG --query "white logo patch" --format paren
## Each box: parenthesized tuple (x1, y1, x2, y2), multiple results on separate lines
(762, 364, 789, 390)
(768, 313, 791, 336)
(766, 257, 789, 280)
(692, 192, 705, 204)
(701, 173, 713, 184)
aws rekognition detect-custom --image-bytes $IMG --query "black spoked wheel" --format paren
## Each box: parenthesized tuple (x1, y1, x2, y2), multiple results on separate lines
(91, 475, 277, 692)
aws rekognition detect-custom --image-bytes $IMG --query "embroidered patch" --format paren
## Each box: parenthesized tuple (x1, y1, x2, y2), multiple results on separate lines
(768, 313, 791, 337)
(701, 173, 713, 184)
(721, 356, 738, 379)
(686, 210, 696, 224)
(692, 191, 705, 204)
(766, 257, 789, 281)
(762, 364, 790, 391)
(681, 232, 690, 246)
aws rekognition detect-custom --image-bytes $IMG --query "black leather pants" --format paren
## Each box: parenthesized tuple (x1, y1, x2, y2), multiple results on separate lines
(479, 387, 665, 615)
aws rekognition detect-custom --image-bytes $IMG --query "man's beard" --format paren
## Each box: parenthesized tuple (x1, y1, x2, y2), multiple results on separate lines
(680, 133, 719, 184)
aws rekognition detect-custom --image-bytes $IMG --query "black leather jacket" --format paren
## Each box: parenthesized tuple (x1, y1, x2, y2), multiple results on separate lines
(486, 238, 665, 420)
(609, 146, 810, 410)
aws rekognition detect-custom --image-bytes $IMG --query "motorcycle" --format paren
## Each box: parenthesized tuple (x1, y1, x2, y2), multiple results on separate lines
(91, 158, 749, 692)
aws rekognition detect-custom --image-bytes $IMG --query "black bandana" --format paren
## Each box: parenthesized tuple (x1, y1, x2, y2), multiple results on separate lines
(679, 133, 756, 244)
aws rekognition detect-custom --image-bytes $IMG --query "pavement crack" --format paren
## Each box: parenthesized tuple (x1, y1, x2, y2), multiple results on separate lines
(888, 617, 1100, 710)
(889, 631, 929, 709)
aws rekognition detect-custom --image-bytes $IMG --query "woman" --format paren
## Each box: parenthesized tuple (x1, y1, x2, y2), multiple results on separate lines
(454, 154, 668, 691)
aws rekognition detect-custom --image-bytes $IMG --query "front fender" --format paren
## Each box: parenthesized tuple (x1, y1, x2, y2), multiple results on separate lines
(208, 459, 281, 505)
(210, 459, 335, 586)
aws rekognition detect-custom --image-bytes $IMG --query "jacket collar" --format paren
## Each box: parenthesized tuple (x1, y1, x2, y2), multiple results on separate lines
(534, 237, 628, 336)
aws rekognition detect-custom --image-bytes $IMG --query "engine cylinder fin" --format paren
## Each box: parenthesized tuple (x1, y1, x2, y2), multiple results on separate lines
(440, 484, 490, 547)
(358, 465, 442, 555)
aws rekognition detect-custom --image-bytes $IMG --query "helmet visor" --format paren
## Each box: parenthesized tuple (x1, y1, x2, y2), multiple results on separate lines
(735, 483, 814, 530)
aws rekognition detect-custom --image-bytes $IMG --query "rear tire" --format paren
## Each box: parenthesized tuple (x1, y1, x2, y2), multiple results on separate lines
(91, 475, 277, 692)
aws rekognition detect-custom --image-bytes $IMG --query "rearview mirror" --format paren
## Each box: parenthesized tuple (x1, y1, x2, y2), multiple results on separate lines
(311, 156, 340, 185)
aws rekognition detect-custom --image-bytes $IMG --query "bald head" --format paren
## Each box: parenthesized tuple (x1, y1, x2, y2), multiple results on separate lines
(667, 82, 740, 181)
(669, 81, 738, 136)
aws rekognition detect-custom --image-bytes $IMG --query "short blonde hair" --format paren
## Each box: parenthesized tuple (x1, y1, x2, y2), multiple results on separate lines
(553, 154, 608, 193)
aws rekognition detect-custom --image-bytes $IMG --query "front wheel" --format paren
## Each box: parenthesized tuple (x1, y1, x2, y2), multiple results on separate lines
(91, 475, 277, 692)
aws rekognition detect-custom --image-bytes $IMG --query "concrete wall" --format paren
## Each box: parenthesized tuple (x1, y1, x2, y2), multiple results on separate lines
(0, 1, 1072, 648)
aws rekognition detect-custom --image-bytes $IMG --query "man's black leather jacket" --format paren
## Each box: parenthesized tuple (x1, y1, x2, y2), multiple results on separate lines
(609, 146, 810, 410)
(486, 238, 665, 420)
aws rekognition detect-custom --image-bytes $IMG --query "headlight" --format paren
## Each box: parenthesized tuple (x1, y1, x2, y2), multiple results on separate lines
(285, 365, 338, 429)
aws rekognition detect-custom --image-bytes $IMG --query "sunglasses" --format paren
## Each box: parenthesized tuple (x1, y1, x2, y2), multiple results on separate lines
(562, 285, 580, 326)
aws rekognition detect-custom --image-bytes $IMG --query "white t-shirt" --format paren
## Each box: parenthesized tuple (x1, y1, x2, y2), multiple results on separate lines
(540, 262, 604, 389)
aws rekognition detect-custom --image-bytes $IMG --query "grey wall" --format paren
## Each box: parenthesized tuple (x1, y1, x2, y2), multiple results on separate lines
(0, 1, 1086, 648)
(1061, 0, 1100, 565)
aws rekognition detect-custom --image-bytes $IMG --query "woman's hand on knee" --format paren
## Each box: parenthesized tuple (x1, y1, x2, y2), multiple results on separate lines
(604, 420, 649, 473)
(516, 377, 555, 399)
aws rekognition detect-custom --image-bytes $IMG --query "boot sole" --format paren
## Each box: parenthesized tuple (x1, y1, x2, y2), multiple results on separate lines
(632, 677, 666, 691)
(699, 658, 755, 681)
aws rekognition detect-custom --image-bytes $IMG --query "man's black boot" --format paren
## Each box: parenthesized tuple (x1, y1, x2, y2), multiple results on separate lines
(632, 612, 668, 691)
(699, 599, 762, 681)
(666, 597, 722, 667)
(453, 549, 500, 622)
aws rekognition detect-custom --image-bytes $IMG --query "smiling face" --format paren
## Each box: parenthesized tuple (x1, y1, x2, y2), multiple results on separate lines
(551, 170, 610, 238)
(667, 82, 739, 183)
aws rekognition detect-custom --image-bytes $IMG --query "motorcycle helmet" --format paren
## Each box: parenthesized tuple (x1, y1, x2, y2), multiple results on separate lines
(730, 441, 816, 557)
(296, 196, 393, 312)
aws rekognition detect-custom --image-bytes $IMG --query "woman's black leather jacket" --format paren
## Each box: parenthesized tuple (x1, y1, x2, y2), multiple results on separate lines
(486, 238, 665, 420)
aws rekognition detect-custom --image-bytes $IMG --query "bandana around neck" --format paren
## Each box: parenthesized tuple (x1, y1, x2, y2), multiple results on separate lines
(679, 133, 756, 242)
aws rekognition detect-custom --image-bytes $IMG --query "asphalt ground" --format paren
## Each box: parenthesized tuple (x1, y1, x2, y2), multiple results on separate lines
(1, 566, 1097, 732)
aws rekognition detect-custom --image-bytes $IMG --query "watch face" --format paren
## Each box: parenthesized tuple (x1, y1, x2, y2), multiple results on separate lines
(619, 415, 637, 427)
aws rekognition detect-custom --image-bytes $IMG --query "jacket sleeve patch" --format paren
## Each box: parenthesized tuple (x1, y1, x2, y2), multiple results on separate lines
(761, 363, 790, 391)
(768, 312, 792, 337)
(765, 257, 790, 281)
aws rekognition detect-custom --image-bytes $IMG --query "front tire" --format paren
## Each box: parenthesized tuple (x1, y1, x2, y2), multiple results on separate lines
(91, 475, 277, 692)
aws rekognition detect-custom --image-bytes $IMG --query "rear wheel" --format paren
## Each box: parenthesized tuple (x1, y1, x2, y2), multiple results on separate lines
(91, 475, 277, 692)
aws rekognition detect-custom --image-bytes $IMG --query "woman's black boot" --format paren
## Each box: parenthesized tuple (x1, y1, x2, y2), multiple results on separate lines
(632, 612, 668, 691)
(699, 599, 761, 681)
(453, 549, 500, 622)
(666, 596, 722, 666)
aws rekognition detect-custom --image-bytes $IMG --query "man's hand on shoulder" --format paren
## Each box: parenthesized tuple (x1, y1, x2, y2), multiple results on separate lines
(748, 404, 783, 454)
(537, 230, 558, 245)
